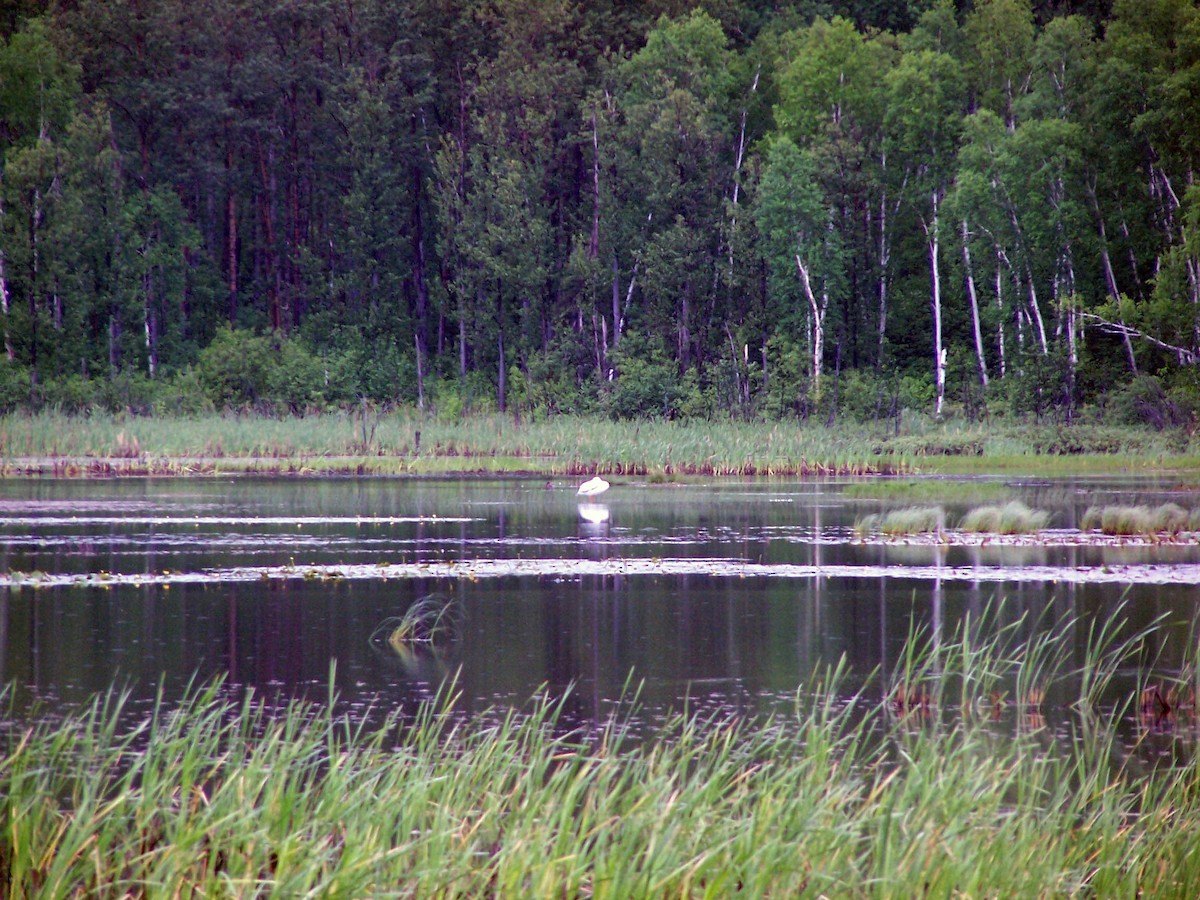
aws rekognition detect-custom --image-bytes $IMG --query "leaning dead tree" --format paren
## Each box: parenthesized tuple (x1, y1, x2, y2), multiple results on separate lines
(1077, 312, 1199, 366)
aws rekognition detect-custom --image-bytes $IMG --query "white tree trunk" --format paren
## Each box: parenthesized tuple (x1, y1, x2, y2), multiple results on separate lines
(1025, 266, 1048, 354)
(1096, 215, 1137, 372)
(994, 253, 1006, 379)
(922, 192, 945, 417)
(960, 220, 988, 388)
(795, 255, 827, 406)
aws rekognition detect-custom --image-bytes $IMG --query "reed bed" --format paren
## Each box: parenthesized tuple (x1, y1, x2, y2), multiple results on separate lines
(9, 409, 1200, 479)
(0, 410, 902, 477)
(6, 606, 1194, 896)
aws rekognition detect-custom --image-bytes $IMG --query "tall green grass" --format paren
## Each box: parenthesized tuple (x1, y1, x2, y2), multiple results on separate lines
(4, 409, 1200, 478)
(5, 606, 1197, 896)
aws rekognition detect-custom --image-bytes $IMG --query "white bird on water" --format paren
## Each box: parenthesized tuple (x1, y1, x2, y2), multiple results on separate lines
(576, 476, 610, 497)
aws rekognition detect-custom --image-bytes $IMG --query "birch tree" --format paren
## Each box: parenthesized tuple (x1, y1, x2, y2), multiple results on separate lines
(885, 48, 964, 416)
(754, 136, 843, 409)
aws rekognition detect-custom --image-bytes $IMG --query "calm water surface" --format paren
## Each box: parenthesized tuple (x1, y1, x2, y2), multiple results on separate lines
(2, 475, 1199, 740)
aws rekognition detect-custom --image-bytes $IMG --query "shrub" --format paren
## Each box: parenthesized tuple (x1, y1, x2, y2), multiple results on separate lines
(1106, 374, 1191, 430)
(195, 327, 350, 413)
(607, 336, 692, 420)
(1080, 503, 1192, 535)
(0, 359, 31, 412)
(195, 326, 275, 408)
(898, 373, 936, 414)
(38, 373, 98, 412)
(155, 368, 215, 415)
(832, 369, 891, 424)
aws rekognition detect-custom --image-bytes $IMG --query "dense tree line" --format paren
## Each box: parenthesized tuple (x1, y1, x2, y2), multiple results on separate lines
(1, 0, 1197, 426)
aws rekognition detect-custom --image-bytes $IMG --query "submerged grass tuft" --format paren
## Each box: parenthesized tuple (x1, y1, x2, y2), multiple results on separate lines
(371, 592, 463, 646)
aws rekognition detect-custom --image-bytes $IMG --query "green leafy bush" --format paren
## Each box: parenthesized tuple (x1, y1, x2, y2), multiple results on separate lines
(1106, 374, 1191, 430)
(195, 327, 350, 413)
(606, 336, 693, 420)
(0, 359, 30, 413)
(38, 374, 98, 412)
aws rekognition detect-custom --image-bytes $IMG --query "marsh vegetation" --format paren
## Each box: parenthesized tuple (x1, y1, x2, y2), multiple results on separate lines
(4, 608, 1200, 896)
(2, 411, 1200, 479)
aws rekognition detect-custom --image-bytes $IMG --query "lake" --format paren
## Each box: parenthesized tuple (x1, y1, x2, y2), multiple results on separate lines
(2, 475, 1199, 739)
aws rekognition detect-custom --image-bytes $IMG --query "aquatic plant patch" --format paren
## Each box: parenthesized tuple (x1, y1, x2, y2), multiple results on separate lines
(1081, 503, 1200, 536)
(959, 501, 1051, 534)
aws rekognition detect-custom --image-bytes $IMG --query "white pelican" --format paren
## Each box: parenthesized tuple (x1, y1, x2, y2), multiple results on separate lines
(576, 476, 610, 497)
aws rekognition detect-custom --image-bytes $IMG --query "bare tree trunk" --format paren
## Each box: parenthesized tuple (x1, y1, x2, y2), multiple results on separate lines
(925, 194, 945, 417)
(875, 154, 905, 372)
(413, 188, 430, 411)
(1118, 213, 1144, 300)
(960, 220, 988, 388)
(414, 333, 425, 410)
(730, 68, 758, 212)
(795, 255, 827, 406)
(589, 109, 600, 260)
(1078, 311, 1199, 364)
(678, 285, 691, 369)
(1096, 214, 1137, 372)
(226, 143, 238, 325)
(497, 326, 506, 413)
(613, 256, 638, 349)
(1025, 264, 1048, 353)
(1087, 180, 1137, 372)
(610, 255, 620, 348)
(144, 271, 158, 378)
(256, 135, 282, 333)
(994, 252, 1006, 379)
(0, 189, 12, 361)
(726, 325, 742, 410)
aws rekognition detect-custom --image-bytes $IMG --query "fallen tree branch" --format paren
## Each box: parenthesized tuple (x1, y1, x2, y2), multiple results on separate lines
(1077, 312, 1198, 365)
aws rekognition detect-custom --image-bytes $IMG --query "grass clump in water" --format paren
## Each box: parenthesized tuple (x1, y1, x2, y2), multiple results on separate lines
(959, 501, 1051, 534)
(1081, 503, 1194, 536)
(2, 605, 1199, 895)
(371, 592, 462, 646)
(855, 505, 944, 537)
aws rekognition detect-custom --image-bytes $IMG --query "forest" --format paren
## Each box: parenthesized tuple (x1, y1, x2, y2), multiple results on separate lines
(1, 0, 1197, 427)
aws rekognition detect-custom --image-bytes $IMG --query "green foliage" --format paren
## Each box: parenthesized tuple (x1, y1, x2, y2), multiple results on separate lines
(0, 1, 1192, 425)
(1105, 373, 1192, 429)
(194, 327, 349, 413)
(0, 357, 30, 411)
(606, 335, 699, 420)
